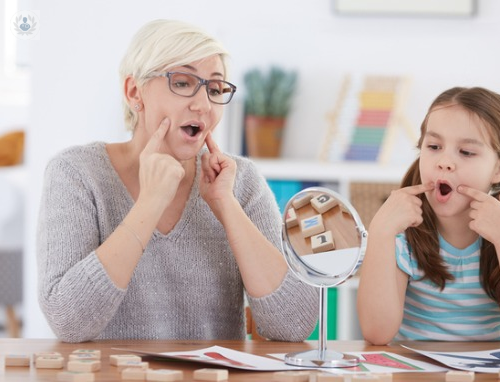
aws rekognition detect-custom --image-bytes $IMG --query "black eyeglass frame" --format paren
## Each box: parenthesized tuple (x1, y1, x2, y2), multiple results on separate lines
(148, 71, 237, 105)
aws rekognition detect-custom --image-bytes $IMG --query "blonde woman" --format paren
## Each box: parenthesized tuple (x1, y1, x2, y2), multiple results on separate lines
(37, 19, 318, 343)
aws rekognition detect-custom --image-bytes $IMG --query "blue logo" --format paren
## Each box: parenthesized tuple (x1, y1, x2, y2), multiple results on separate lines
(10, 11, 40, 40)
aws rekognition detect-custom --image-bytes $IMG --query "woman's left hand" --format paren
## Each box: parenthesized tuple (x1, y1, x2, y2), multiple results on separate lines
(458, 185, 500, 245)
(199, 132, 237, 216)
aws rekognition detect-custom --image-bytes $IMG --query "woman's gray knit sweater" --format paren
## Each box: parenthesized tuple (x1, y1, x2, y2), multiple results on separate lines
(37, 142, 318, 343)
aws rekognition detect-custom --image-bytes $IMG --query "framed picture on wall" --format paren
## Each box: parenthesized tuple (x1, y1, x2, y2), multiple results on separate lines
(333, 0, 476, 17)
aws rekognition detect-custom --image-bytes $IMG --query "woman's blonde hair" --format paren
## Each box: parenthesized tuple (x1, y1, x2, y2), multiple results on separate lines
(119, 19, 229, 131)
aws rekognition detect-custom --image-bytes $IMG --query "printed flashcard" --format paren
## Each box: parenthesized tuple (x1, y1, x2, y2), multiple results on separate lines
(404, 345, 500, 374)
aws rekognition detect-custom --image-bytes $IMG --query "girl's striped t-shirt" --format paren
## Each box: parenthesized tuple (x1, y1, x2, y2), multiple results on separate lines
(395, 233, 500, 341)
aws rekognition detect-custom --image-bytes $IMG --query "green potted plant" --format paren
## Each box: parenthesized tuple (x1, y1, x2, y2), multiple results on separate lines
(244, 66, 297, 157)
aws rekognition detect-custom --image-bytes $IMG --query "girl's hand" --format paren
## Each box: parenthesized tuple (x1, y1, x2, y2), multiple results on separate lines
(370, 183, 434, 236)
(199, 132, 237, 214)
(458, 185, 500, 245)
(138, 118, 185, 209)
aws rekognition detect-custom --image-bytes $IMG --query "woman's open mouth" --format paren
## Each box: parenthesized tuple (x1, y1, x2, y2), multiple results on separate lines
(181, 124, 201, 137)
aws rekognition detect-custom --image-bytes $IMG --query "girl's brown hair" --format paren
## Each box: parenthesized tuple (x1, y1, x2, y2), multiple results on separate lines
(402, 87, 500, 302)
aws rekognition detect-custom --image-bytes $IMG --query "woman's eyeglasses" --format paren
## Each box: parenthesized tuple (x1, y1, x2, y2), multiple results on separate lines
(149, 71, 237, 105)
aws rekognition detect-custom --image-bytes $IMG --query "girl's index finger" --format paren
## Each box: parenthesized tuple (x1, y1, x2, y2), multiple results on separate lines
(458, 185, 488, 201)
(407, 182, 435, 195)
(205, 131, 221, 154)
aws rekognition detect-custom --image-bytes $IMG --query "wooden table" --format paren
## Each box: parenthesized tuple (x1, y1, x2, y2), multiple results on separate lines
(2, 339, 500, 381)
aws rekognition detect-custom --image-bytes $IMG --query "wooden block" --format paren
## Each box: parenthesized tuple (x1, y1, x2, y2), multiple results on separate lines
(311, 230, 335, 253)
(122, 367, 147, 380)
(110, 354, 142, 366)
(72, 350, 101, 359)
(67, 360, 101, 372)
(374, 373, 392, 382)
(316, 373, 344, 382)
(273, 370, 310, 382)
(285, 207, 299, 228)
(5, 354, 30, 367)
(352, 374, 379, 381)
(292, 193, 313, 209)
(34, 352, 62, 364)
(36, 355, 65, 369)
(57, 371, 95, 382)
(146, 369, 184, 381)
(117, 361, 149, 372)
(69, 353, 100, 361)
(311, 193, 338, 214)
(300, 214, 325, 238)
(193, 368, 229, 381)
(445, 371, 475, 382)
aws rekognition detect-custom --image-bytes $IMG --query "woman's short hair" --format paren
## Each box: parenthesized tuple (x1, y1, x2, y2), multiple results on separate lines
(119, 19, 229, 131)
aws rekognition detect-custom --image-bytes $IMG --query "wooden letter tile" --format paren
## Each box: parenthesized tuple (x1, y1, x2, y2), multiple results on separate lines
(193, 368, 229, 381)
(35, 355, 64, 369)
(121, 367, 147, 380)
(285, 207, 299, 228)
(445, 371, 475, 382)
(316, 373, 344, 382)
(5, 354, 31, 367)
(72, 350, 101, 359)
(311, 193, 338, 213)
(57, 371, 95, 382)
(291, 193, 313, 209)
(273, 370, 311, 382)
(110, 354, 142, 366)
(67, 360, 101, 372)
(300, 214, 325, 238)
(311, 230, 335, 253)
(146, 369, 184, 381)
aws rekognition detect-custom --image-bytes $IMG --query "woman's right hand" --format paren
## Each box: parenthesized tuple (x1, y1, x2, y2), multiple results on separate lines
(370, 183, 434, 236)
(138, 118, 185, 210)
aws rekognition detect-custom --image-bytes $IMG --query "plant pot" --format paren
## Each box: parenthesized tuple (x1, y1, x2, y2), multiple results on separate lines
(245, 116, 285, 158)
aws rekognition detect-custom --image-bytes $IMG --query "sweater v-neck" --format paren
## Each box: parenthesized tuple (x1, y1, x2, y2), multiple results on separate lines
(98, 141, 200, 242)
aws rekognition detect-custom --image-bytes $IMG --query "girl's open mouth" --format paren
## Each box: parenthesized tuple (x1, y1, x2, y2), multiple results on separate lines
(436, 180, 453, 203)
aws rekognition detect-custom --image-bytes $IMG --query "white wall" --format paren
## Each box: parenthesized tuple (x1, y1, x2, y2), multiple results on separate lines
(22, 0, 500, 337)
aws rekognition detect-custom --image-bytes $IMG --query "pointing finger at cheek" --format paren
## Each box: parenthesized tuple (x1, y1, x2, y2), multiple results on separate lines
(205, 132, 221, 154)
(143, 118, 171, 155)
(457, 185, 487, 201)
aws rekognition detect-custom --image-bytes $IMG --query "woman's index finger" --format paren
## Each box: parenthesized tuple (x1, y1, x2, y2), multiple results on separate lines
(143, 118, 170, 154)
(205, 131, 221, 154)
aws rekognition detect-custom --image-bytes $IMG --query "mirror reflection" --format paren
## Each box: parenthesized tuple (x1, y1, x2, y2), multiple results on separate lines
(283, 188, 366, 286)
(282, 187, 367, 368)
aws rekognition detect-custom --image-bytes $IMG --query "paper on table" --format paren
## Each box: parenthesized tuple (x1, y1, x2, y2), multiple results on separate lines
(113, 345, 448, 373)
(403, 345, 500, 374)
(269, 351, 448, 374)
(113, 345, 303, 371)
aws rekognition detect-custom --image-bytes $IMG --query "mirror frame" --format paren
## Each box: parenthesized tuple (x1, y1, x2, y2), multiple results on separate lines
(281, 186, 368, 368)
(282, 187, 368, 288)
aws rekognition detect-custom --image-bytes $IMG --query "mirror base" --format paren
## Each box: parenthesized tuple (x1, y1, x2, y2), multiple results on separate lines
(284, 350, 359, 368)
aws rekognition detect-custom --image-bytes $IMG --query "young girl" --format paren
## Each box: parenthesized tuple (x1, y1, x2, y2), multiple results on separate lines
(357, 87, 500, 345)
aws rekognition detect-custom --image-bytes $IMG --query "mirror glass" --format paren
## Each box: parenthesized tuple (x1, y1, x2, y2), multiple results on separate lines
(282, 187, 368, 368)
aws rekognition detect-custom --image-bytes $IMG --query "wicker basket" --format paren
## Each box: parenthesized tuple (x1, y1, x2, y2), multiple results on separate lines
(350, 182, 400, 227)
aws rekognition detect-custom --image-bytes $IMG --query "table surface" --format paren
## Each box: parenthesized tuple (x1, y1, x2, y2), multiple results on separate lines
(2, 339, 500, 381)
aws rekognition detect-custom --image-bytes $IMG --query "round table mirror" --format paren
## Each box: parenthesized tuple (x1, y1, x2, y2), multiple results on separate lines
(282, 187, 368, 368)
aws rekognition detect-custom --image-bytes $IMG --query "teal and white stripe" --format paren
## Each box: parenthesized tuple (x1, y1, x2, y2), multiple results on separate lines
(395, 233, 500, 341)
